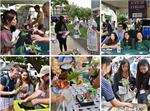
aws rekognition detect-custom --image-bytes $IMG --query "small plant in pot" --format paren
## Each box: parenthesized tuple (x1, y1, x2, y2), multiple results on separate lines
(19, 41, 42, 55)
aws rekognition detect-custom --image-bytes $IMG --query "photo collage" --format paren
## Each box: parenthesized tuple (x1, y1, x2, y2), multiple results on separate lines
(0, 0, 150, 111)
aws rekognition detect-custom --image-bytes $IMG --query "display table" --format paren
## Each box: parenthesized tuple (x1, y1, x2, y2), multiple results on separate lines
(101, 49, 150, 55)
(102, 102, 147, 111)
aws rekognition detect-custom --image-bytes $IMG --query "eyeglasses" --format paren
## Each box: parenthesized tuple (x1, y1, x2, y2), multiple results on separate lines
(118, 26, 123, 28)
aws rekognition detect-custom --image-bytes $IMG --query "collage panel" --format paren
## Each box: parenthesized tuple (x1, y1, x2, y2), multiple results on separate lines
(51, 0, 100, 55)
(51, 56, 100, 111)
(101, 56, 150, 111)
(0, 0, 50, 55)
(101, 0, 150, 55)
(0, 56, 50, 111)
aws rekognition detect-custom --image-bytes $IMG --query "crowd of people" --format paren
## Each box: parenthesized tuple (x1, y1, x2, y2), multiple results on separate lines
(0, 64, 50, 111)
(0, 2, 50, 55)
(101, 21, 150, 50)
(101, 56, 150, 109)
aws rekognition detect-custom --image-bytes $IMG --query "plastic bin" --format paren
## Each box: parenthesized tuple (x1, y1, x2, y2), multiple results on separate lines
(14, 100, 49, 111)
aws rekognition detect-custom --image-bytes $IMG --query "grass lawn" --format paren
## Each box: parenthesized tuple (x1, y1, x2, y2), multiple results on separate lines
(51, 23, 87, 39)
(67, 24, 87, 39)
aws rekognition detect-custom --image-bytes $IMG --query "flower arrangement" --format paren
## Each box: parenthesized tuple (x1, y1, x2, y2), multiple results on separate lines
(119, 78, 130, 87)
(52, 69, 87, 90)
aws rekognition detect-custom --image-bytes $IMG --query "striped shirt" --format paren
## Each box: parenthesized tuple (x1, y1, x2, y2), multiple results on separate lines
(101, 75, 115, 101)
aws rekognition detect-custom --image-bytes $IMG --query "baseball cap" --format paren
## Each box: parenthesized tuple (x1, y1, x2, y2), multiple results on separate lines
(37, 66, 50, 77)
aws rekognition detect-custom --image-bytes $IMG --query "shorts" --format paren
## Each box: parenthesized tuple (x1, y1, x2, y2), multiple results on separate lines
(0, 97, 14, 110)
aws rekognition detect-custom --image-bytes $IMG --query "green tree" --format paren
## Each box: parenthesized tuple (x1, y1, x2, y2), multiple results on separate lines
(118, 15, 127, 23)
(0, 57, 49, 73)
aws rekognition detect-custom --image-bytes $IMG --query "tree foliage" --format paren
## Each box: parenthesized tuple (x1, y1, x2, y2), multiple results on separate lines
(0, 57, 49, 73)
(118, 15, 127, 23)
(51, 0, 69, 6)
(68, 6, 91, 19)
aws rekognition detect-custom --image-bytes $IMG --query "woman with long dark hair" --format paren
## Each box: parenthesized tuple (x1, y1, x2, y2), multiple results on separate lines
(121, 31, 135, 49)
(1, 10, 19, 55)
(135, 32, 150, 50)
(113, 59, 136, 99)
(101, 32, 119, 49)
(134, 59, 150, 106)
(55, 15, 68, 52)
(15, 69, 33, 100)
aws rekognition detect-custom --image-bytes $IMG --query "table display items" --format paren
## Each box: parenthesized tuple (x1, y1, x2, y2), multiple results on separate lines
(113, 103, 147, 111)
(101, 102, 113, 111)
(76, 88, 97, 107)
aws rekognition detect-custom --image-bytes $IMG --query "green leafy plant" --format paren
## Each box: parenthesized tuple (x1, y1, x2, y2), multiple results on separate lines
(119, 78, 130, 86)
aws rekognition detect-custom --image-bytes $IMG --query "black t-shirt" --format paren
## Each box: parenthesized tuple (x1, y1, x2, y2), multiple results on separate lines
(105, 39, 119, 46)
(106, 23, 113, 36)
(122, 23, 127, 30)
(0, 75, 16, 98)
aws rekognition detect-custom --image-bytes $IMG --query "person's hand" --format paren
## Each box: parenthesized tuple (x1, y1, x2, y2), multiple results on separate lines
(11, 90, 17, 95)
(125, 103, 133, 108)
(65, 60, 72, 63)
(31, 35, 43, 41)
(51, 92, 66, 103)
(22, 93, 28, 98)
(71, 61, 75, 65)
(14, 36, 19, 44)
(134, 88, 137, 93)
(27, 22, 32, 26)
(21, 98, 29, 104)
(62, 31, 66, 34)
(31, 99, 38, 105)
(83, 92, 91, 98)
(96, 30, 100, 35)
(32, 28, 39, 34)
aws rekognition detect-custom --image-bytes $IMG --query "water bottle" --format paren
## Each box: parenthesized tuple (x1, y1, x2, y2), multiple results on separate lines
(117, 41, 121, 53)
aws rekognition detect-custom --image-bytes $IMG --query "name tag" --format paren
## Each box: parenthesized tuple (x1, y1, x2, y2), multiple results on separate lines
(140, 89, 145, 94)
(41, 92, 46, 97)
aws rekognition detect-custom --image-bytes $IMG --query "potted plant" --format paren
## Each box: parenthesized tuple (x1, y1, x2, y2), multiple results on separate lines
(119, 78, 130, 87)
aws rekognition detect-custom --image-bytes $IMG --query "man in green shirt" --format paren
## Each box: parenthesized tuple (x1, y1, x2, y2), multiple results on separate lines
(28, 5, 44, 30)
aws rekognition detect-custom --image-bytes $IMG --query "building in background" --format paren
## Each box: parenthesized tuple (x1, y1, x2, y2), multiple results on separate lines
(91, 0, 100, 18)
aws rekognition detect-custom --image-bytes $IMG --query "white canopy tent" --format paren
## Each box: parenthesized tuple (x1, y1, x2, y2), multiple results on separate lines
(101, 0, 129, 16)
(1, 0, 48, 4)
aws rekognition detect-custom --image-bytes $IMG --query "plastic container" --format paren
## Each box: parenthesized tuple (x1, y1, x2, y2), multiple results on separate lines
(117, 41, 121, 53)
(14, 100, 49, 111)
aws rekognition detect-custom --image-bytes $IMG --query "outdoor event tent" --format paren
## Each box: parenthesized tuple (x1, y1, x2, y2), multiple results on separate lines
(102, 0, 129, 16)
(1, 0, 48, 4)
(1, 61, 23, 71)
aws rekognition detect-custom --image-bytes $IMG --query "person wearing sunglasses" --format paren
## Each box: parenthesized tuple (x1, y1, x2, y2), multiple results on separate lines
(113, 23, 126, 41)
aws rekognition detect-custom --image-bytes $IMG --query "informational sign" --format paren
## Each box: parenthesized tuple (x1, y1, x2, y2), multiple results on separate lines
(129, 0, 147, 18)
(87, 28, 97, 51)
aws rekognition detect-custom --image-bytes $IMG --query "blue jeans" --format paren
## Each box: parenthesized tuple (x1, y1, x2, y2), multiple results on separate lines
(137, 91, 149, 106)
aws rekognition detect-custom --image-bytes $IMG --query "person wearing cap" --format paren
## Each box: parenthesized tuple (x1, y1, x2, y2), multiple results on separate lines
(31, 2, 50, 42)
(28, 5, 44, 30)
(55, 15, 69, 52)
(21, 66, 50, 105)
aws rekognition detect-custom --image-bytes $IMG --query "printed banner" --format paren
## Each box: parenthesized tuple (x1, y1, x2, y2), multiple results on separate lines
(129, 0, 148, 18)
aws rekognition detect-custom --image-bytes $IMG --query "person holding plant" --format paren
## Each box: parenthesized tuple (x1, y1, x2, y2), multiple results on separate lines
(112, 59, 136, 100)
(0, 64, 20, 111)
(84, 57, 133, 108)
(101, 32, 119, 49)
(15, 69, 33, 100)
(135, 32, 150, 50)
(1, 10, 19, 55)
(31, 2, 50, 42)
(55, 15, 69, 52)
(134, 59, 150, 106)
(120, 31, 135, 49)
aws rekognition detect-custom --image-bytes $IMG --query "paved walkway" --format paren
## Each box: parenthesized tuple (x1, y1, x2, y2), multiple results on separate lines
(51, 21, 98, 55)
